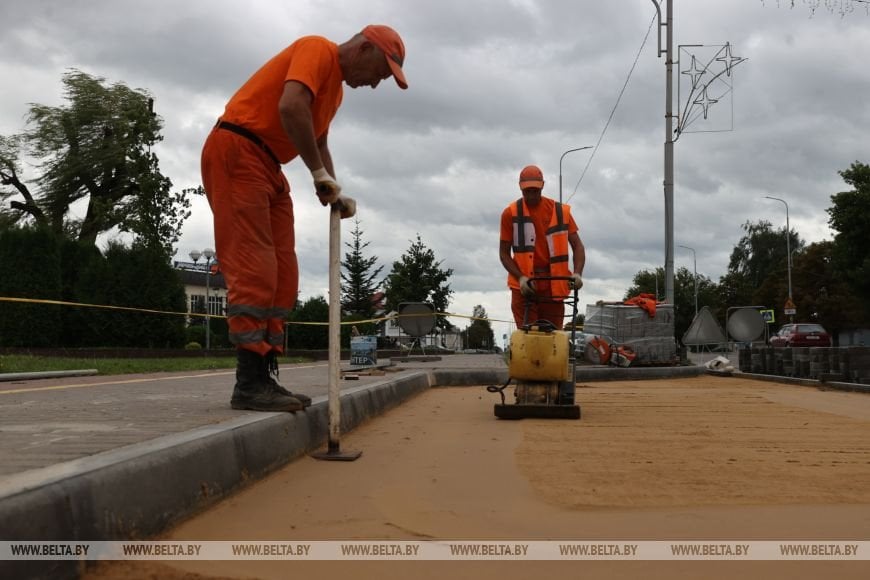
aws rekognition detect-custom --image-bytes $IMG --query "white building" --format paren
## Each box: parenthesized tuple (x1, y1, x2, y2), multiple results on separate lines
(174, 261, 227, 319)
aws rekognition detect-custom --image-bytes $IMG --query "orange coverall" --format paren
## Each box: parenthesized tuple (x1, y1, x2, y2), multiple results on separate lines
(201, 36, 343, 355)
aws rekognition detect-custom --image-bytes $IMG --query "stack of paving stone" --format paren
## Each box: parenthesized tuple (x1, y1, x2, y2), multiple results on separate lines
(584, 303, 676, 365)
(846, 346, 870, 383)
(743, 345, 870, 384)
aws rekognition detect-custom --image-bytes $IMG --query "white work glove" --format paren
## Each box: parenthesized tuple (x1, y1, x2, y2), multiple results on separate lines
(518, 275, 536, 298)
(313, 167, 342, 205)
(334, 194, 357, 219)
(570, 272, 583, 290)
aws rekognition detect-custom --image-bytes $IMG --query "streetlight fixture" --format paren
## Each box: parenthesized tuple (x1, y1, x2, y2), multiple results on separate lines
(678, 244, 698, 317)
(649, 1, 744, 306)
(189, 248, 216, 351)
(558, 146, 593, 203)
(764, 196, 792, 320)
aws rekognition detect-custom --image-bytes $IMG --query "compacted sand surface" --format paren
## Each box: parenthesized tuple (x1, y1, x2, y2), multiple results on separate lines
(86, 376, 870, 579)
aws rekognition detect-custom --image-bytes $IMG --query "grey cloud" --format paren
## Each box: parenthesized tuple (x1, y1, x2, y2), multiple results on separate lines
(1, 0, 868, 321)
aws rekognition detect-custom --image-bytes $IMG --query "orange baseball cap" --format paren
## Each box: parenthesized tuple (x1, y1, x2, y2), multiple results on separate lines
(362, 24, 408, 90)
(519, 165, 544, 189)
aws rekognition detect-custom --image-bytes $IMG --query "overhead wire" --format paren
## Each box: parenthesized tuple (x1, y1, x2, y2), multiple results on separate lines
(566, 13, 657, 204)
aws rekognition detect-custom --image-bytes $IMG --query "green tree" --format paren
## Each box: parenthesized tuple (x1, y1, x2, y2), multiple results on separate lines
(791, 241, 866, 335)
(71, 241, 187, 347)
(286, 296, 329, 350)
(718, 270, 755, 314)
(467, 305, 495, 349)
(0, 70, 190, 254)
(724, 220, 804, 307)
(340, 218, 383, 317)
(625, 267, 664, 301)
(0, 226, 62, 347)
(625, 266, 720, 342)
(0, 135, 30, 231)
(58, 237, 104, 346)
(382, 234, 455, 330)
(827, 161, 870, 300)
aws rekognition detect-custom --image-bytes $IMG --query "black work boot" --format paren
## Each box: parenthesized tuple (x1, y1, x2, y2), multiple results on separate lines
(231, 349, 303, 412)
(263, 351, 312, 407)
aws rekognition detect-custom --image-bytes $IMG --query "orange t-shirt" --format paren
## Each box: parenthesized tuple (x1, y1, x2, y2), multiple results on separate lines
(500, 197, 578, 270)
(220, 36, 344, 163)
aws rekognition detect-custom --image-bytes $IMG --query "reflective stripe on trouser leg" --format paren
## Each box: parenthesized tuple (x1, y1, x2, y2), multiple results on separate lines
(201, 129, 296, 356)
(268, 191, 297, 354)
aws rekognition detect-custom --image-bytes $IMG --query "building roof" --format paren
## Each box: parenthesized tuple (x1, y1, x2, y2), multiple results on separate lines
(177, 268, 227, 290)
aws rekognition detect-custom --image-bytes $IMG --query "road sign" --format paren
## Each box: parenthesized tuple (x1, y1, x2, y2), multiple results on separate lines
(760, 309, 775, 324)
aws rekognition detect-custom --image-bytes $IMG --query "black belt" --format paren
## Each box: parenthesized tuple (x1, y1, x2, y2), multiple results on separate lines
(215, 121, 281, 166)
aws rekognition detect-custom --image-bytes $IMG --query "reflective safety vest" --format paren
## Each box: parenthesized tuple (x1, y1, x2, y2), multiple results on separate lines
(507, 198, 572, 299)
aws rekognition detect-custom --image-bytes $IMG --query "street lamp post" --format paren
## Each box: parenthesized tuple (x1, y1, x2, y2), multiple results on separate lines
(558, 146, 593, 203)
(202, 248, 215, 351)
(678, 244, 698, 317)
(650, 0, 675, 305)
(189, 248, 216, 351)
(764, 196, 792, 320)
(649, 2, 745, 308)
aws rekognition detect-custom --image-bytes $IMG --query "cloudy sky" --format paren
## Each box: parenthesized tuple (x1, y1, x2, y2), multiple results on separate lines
(1, 0, 868, 338)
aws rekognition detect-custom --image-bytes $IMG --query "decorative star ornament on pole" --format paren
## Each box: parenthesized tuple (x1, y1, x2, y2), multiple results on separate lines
(681, 54, 706, 87)
(715, 42, 746, 76)
(693, 87, 719, 119)
(676, 42, 747, 136)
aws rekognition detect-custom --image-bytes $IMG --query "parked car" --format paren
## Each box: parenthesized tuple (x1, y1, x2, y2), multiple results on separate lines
(769, 323, 832, 347)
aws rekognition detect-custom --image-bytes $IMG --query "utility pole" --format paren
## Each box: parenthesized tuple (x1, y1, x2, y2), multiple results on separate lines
(765, 196, 793, 321)
(664, 0, 675, 306)
(651, 0, 675, 305)
(678, 244, 698, 317)
(651, 1, 744, 306)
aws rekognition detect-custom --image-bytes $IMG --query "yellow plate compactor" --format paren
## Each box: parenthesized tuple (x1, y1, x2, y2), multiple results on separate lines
(488, 280, 581, 420)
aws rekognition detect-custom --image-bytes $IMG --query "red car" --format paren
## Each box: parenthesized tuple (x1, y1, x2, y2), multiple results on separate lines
(769, 323, 832, 347)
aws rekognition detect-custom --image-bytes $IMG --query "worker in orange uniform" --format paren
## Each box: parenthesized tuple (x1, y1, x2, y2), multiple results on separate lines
(499, 165, 585, 329)
(201, 25, 408, 412)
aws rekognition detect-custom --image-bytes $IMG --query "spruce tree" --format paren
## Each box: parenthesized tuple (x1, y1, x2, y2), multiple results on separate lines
(382, 234, 454, 331)
(340, 219, 383, 317)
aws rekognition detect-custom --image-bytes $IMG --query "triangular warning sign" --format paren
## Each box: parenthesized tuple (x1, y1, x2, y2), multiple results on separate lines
(682, 306, 727, 345)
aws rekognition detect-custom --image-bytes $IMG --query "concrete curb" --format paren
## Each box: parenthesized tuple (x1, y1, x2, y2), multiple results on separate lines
(430, 368, 509, 386)
(0, 372, 430, 580)
(575, 365, 705, 381)
(0, 369, 99, 382)
(735, 371, 870, 394)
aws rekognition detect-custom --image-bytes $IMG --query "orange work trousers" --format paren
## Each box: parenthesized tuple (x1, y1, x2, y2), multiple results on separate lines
(510, 285, 565, 330)
(201, 127, 296, 355)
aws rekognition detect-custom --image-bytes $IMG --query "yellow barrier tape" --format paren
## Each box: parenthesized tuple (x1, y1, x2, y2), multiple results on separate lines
(0, 296, 515, 326)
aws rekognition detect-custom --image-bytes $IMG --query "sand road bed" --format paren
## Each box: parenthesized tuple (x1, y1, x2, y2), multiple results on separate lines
(87, 376, 870, 580)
